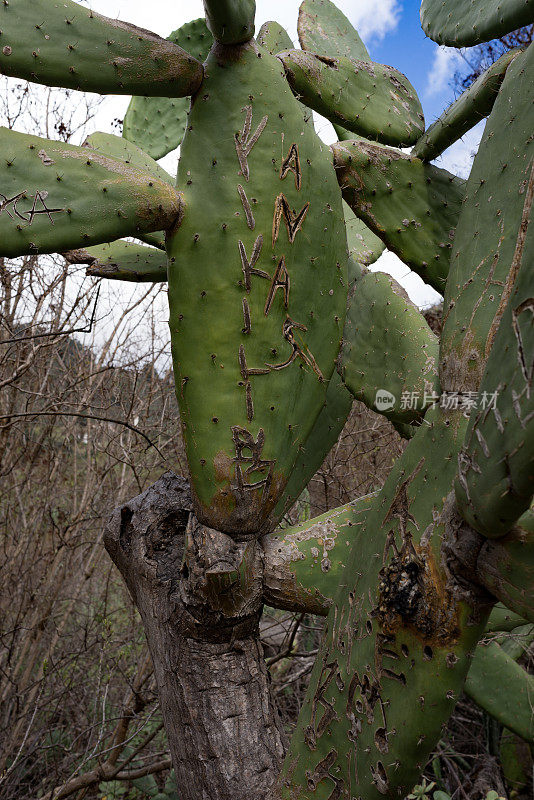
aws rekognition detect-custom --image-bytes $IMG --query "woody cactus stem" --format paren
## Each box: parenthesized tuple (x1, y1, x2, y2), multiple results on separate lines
(0, 0, 533, 797)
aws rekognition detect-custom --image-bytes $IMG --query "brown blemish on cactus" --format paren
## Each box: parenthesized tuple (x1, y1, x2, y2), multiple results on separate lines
(280, 143, 302, 190)
(485, 162, 533, 357)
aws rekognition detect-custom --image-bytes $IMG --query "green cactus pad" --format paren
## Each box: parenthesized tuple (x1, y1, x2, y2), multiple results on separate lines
(257, 20, 294, 53)
(476, 510, 534, 624)
(441, 45, 533, 394)
(203, 0, 255, 44)
(279, 50, 425, 147)
(281, 407, 489, 799)
(122, 19, 214, 162)
(65, 240, 167, 282)
(420, 0, 534, 47)
(486, 603, 528, 632)
(0, 0, 203, 97)
(464, 634, 534, 743)
(272, 260, 361, 520)
(298, 0, 370, 62)
(84, 132, 174, 186)
(455, 180, 533, 537)
(339, 270, 440, 424)
(413, 49, 520, 162)
(167, 40, 347, 535)
(333, 139, 465, 292)
(256, 23, 314, 127)
(273, 368, 354, 521)
(0, 128, 182, 258)
(343, 202, 385, 266)
(264, 492, 375, 616)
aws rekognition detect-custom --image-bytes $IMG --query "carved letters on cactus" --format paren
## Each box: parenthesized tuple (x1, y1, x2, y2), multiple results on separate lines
(280, 142, 302, 190)
(234, 120, 320, 432)
(0, 190, 63, 224)
(234, 106, 269, 181)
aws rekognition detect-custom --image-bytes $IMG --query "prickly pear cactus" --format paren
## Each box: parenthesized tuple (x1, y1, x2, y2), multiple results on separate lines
(1, 0, 533, 797)
(168, 39, 347, 534)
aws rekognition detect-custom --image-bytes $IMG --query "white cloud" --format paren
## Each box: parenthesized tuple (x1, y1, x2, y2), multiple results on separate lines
(86, 1, 400, 48)
(426, 45, 462, 96)
(336, 0, 401, 42)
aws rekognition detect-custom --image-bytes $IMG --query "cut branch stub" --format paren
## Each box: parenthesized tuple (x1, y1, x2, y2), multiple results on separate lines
(0, 0, 203, 96)
(0, 128, 183, 258)
(279, 50, 425, 147)
(332, 138, 465, 292)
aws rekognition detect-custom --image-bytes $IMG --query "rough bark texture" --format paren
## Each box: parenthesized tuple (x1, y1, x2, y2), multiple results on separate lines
(104, 472, 287, 800)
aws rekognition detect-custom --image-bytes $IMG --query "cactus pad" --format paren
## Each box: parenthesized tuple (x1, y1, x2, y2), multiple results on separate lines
(0, 0, 203, 96)
(0, 128, 182, 257)
(333, 139, 465, 292)
(84, 132, 174, 186)
(203, 0, 256, 44)
(339, 269, 440, 424)
(343, 202, 385, 266)
(167, 40, 347, 535)
(281, 408, 489, 799)
(65, 240, 167, 282)
(280, 50, 424, 147)
(298, 0, 370, 62)
(420, 0, 534, 47)
(413, 49, 520, 162)
(441, 45, 534, 393)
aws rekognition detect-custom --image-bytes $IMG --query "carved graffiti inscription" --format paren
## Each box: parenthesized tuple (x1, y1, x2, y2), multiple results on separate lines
(272, 193, 309, 246)
(280, 143, 302, 190)
(238, 235, 270, 292)
(0, 190, 63, 224)
(231, 426, 274, 494)
(234, 105, 268, 182)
